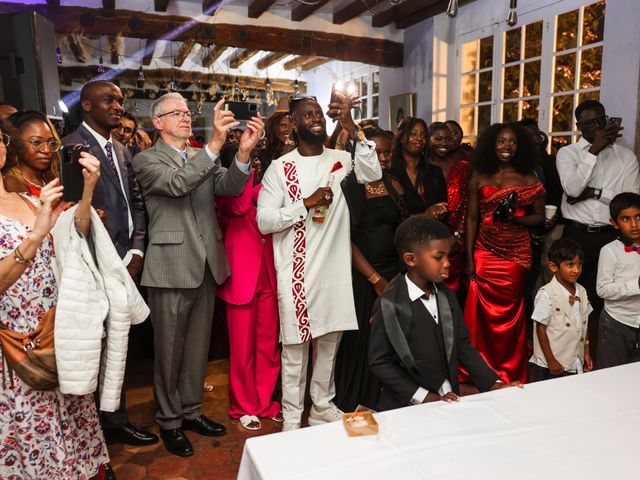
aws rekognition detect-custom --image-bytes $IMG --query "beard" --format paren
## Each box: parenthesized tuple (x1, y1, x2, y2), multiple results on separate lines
(296, 126, 328, 146)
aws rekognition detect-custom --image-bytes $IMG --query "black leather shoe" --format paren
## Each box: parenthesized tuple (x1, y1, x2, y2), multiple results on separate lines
(160, 428, 194, 457)
(104, 423, 159, 446)
(182, 415, 227, 437)
(104, 464, 117, 480)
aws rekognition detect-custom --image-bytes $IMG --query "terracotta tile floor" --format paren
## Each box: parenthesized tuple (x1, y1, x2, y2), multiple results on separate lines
(110, 357, 279, 480)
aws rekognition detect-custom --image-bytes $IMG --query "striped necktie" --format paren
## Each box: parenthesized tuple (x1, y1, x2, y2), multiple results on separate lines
(180, 150, 188, 165)
(104, 141, 119, 178)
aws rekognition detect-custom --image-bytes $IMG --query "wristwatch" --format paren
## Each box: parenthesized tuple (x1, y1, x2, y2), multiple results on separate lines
(593, 188, 602, 200)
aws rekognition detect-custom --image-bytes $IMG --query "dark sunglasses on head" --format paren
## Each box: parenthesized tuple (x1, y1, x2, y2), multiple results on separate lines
(288, 96, 318, 115)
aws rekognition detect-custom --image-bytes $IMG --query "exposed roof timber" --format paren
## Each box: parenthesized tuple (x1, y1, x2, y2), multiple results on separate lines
(58, 66, 307, 94)
(109, 35, 121, 64)
(154, 0, 171, 12)
(45, 0, 60, 6)
(66, 32, 86, 63)
(372, 0, 439, 28)
(142, 39, 157, 66)
(102, 0, 115, 9)
(201, 45, 228, 67)
(202, 0, 221, 14)
(256, 52, 289, 70)
(291, 0, 330, 22)
(396, 0, 475, 28)
(0, 3, 403, 67)
(299, 57, 330, 72)
(228, 49, 260, 69)
(333, 0, 372, 25)
(248, 0, 272, 18)
(283, 56, 317, 71)
(174, 38, 197, 67)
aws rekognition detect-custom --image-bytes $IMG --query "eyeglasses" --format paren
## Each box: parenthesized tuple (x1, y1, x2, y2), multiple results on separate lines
(27, 139, 61, 152)
(156, 110, 194, 120)
(0, 133, 9, 146)
(578, 115, 608, 128)
(288, 96, 318, 114)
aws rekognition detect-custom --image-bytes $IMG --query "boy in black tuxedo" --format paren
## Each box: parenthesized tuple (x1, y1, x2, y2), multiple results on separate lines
(369, 217, 521, 411)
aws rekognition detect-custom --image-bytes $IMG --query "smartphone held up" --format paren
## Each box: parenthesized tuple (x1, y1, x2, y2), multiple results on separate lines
(60, 143, 89, 202)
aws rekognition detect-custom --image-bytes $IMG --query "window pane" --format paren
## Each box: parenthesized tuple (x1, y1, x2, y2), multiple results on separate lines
(462, 40, 478, 73)
(360, 76, 368, 97)
(552, 95, 574, 132)
(360, 99, 368, 119)
(353, 78, 361, 98)
(479, 71, 492, 102)
(502, 102, 518, 123)
(372, 71, 379, 95)
(578, 90, 600, 104)
(460, 107, 475, 137)
(554, 52, 576, 92)
(503, 64, 520, 99)
(551, 135, 572, 155)
(478, 104, 491, 134)
(525, 21, 543, 58)
(523, 60, 541, 96)
(556, 9, 579, 52)
(461, 73, 476, 105)
(372, 95, 379, 118)
(583, 1, 606, 46)
(479, 36, 494, 68)
(505, 27, 521, 63)
(522, 98, 539, 120)
(580, 46, 603, 89)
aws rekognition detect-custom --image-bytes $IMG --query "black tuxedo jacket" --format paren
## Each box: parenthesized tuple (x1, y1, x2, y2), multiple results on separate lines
(63, 124, 146, 259)
(369, 275, 499, 411)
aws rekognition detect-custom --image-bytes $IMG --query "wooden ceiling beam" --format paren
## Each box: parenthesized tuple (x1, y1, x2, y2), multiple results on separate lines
(248, 0, 272, 18)
(372, 0, 438, 28)
(333, 0, 371, 25)
(45, 0, 60, 6)
(142, 39, 157, 66)
(291, 0, 330, 22)
(154, 0, 171, 12)
(58, 66, 306, 94)
(228, 49, 259, 69)
(202, 45, 227, 68)
(174, 38, 197, 67)
(109, 35, 121, 64)
(102, 0, 115, 9)
(66, 33, 86, 63)
(395, 0, 475, 29)
(256, 52, 289, 70)
(283, 56, 317, 71)
(0, 3, 403, 67)
(299, 57, 330, 72)
(202, 0, 221, 14)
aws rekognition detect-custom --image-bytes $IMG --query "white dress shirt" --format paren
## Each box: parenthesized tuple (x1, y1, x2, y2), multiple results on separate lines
(556, 137, 640, 225)
(82, 122, 142, 266)
(405, 275, 453, 404)
(597, 239, 640, 328)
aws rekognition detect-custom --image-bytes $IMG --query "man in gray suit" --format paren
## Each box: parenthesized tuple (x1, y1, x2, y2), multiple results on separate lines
(132, 93, 264, 457)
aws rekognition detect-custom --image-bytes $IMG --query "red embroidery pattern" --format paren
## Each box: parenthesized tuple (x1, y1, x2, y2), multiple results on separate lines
(283, 161, 312, 342)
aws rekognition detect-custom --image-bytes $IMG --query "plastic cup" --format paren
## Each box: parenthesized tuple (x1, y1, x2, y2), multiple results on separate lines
(545, 205, 557, 220)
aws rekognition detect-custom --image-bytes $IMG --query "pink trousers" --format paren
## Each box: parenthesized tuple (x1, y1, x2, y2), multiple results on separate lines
(227, 258, 281, 419)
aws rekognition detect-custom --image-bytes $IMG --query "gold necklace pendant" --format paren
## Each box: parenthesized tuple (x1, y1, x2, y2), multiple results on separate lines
(365, 181, 386, 196)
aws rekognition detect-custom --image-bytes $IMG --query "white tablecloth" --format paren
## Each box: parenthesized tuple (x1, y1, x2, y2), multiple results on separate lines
(238, 363, 638, 479)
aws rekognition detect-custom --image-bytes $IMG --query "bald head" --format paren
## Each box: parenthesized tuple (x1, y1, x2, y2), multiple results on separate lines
(80, 80, 124, 138)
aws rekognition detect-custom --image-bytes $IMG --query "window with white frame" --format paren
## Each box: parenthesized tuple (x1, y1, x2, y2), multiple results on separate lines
(456, 0, 606, 153)
(345, 70, 380, 124)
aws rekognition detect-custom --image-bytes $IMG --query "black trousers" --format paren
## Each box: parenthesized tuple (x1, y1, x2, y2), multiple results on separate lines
(562, 223, 616, 358)
(528, 363, 577, 383)
(597, 309, 640, 369)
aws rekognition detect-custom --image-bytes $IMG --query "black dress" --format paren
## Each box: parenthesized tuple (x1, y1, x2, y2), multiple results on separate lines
(334, 179, 404, 412)
(394, 163, 448, 214)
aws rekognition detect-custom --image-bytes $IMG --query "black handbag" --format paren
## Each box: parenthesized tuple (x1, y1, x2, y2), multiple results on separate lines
(493, 191, 518, 222)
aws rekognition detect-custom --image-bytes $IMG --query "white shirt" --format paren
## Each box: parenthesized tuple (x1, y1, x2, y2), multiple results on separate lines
(82, 122, 142, 266)
(169, 142, 251, 175)
(530, 287, 592, 373)
(405, 275, 453, 404)
(556, 137, 640, 225)
(597, 239, 640, 328)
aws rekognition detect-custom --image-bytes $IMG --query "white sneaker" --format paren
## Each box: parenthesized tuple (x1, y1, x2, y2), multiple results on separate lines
(281, 421, 300, 432)
(307, 404, 344, 426)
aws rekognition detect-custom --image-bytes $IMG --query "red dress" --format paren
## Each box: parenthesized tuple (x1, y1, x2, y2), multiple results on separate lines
(442, 157, 471, 293)
(464, 183, 544, 383)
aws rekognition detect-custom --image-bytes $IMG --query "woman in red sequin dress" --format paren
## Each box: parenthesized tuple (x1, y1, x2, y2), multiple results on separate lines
(428, 122, 471, 293)
(464, 123, 544, 383)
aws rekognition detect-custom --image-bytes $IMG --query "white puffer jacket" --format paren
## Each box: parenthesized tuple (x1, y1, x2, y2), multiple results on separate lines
(51, 205, 149, 411)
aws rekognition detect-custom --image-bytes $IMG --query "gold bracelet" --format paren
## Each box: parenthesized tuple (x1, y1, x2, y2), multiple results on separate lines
(13, 244, 33, 266)
(74, 214, 91, 222)
(367, 272, 381, 285)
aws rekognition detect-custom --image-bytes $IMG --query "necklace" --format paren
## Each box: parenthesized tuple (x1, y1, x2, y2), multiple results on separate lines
(365, 181, 386, 196)
(10, 168, 44, 189)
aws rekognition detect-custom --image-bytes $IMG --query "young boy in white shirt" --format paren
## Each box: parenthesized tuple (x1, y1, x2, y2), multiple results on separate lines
(596, 192, 640, 368)
(529, 238, 593, 381)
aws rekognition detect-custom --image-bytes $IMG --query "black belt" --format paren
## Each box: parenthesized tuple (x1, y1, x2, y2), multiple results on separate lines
(564, 219, 613, 233)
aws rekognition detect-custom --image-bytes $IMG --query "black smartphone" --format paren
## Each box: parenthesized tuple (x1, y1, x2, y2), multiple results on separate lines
(607, 116, 622, 128)
(223, 101, 258, 121)
(60, 144, 88, 202)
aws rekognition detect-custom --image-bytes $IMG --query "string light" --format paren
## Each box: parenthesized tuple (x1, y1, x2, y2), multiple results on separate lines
(506, 0, 518, 27)
(446, 0, 459, 18)
(137, 66, 145, 89)
(98, 56, 105, 73)
(56, 47, 63, 64)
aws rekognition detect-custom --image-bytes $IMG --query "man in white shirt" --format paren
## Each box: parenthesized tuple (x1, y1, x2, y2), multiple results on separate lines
(257, 95, 382, 431)
(63, 80, 154, 448)
(556, 100, 640, 357)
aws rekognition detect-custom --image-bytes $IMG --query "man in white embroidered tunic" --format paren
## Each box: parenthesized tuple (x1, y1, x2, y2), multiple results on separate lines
(257, 95, 382, 430)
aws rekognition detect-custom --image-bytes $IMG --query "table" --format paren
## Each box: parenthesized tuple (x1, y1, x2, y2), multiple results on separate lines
(238, 363, 638, 479)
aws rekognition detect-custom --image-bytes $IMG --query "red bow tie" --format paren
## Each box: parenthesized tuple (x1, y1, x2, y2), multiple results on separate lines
(624, 244, 640, 254)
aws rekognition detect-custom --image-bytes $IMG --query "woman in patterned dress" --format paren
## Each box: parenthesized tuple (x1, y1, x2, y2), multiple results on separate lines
(0, 125, 110, 479)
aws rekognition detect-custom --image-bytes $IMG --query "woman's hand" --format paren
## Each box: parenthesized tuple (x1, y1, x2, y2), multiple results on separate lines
(31, 178, 71, 241)
(425, 202, 448, 220)
(79, 152, 101, 200)
(373, 277, 389, 296)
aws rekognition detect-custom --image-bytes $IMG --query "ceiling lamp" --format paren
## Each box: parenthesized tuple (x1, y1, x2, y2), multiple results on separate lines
(506, 0, 518, 27)
(446, 0, 459, 18)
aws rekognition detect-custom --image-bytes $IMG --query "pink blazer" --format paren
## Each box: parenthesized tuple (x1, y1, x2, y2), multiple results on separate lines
(216, 172, 277, 305)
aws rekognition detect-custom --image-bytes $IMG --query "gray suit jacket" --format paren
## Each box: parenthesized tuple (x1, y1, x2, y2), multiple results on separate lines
(131, 138, 249, 288)
(63, 125, 146, 258)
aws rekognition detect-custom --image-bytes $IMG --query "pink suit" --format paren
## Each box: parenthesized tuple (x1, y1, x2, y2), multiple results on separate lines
(217, 172, 281, 419)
